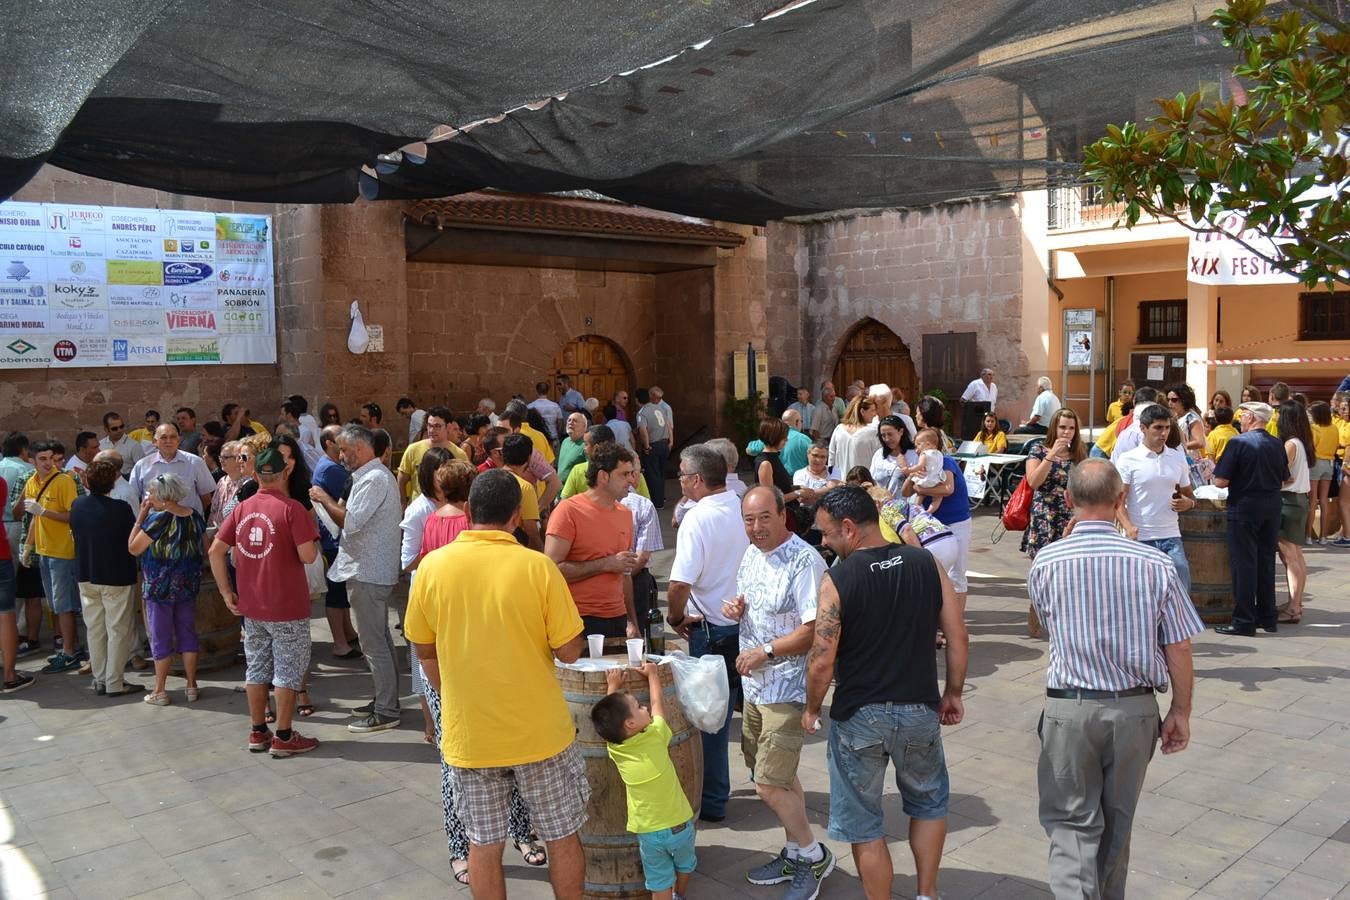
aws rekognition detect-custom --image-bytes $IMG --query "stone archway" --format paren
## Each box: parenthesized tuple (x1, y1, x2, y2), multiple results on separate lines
(831, 318, 918, 404)
(550, 334, 634, 417)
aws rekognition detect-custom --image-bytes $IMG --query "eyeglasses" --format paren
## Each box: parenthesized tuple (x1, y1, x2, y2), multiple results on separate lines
(108, 425, 124, 433)
(1167, 396, 1181, 403)
(235, 454, 251, 461)
(677, 471, 700, 481)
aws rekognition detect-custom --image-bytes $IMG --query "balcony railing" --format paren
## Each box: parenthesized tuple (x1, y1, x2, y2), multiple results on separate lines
(1048, 183, 1126, 231)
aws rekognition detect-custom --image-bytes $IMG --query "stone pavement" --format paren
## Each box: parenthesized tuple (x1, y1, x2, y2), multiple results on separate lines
(1, 505, 1348, 899)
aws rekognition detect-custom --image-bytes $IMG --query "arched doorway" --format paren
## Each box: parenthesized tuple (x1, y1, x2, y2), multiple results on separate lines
(831, 319, 918, 405)
(550, 334, 633, 417)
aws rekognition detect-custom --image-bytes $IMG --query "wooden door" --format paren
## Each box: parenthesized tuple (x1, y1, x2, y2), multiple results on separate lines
(551, 335, 632, 418)
(832, 319, 918, 404)
(923, 331, 979, 436)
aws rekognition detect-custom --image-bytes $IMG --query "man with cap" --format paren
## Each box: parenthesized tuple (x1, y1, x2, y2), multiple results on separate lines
(1212, 402, 1288, 636)
(210, 448, 322, 757)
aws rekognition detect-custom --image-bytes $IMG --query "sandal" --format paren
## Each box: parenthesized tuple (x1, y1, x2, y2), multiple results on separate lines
(265, 704, 277, 724)
(297, 691, 316, 717)
(143, 691, 171, 706)
(186, 686, 200, 702)
(1277, 610, 1301, 624)
(451, 860, 469, 885)
(935, 631, 947, 649)
(514, 837, 547, 867)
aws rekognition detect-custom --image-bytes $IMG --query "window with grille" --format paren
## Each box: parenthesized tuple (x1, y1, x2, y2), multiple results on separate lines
(1299, 291, 1350, 341)
(1138, 299, 1187, 344)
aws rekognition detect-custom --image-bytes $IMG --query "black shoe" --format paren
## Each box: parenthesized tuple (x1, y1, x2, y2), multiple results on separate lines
(1214, 624, 1256, 636)
(106, 683, 146, 697)
(699, 811, 726, 823)
(354, 699, 375, 715)
(94, 683, 106, 695)
(1, 672, 36, 692)
(1259, 624, 1278, 634)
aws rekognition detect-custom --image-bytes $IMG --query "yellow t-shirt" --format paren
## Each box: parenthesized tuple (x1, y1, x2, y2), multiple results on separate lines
(520, 423, 555, 464)
(561, 463, 650, 500)
(1095, 415, 1128, 456)
(127, 427, 154, 444)
(1311, 422, 1339, 461)
(1266, 417, 1280, 438)
(405, 529, 584, 767)
(606, 716, 694, 834)
(1206, 424, 1238, 462)
(513, 473, 541, 522)
(1106, 400, 1125, 423)
(1337, 418, 1350, 461)
(24, 470, 78, 559)
(398, 439, 469, 498)
(972, 430, 1008, 454)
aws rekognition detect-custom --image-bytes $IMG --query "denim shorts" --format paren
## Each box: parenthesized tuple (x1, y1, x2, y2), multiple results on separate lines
(38, 555, 81, 615)
(826, 702, 949, 844)
(637, 819, 697, 891)
(0, 558, 15, 613)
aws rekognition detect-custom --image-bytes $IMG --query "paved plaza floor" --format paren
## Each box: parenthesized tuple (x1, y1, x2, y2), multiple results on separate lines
(2, 502, 1348, 899)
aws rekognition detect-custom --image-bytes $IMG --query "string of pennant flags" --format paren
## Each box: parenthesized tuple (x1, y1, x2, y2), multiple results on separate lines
(813, 127, 1046, 147)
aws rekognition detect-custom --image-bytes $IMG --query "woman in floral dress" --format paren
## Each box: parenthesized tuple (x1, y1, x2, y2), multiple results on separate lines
(1020, 407, 1086, 635)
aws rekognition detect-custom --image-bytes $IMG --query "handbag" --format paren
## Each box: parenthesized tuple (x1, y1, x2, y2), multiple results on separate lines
(1002, 476, 1033, 531)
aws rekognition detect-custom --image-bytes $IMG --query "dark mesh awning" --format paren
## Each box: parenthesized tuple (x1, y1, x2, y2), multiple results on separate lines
(0, 0, 1295, 222)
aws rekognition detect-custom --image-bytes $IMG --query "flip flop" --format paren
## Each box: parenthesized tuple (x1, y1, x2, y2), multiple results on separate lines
(297, 691, 316, 717)
(1277, 611, 1301, 624)
(332, 648, 363, 660)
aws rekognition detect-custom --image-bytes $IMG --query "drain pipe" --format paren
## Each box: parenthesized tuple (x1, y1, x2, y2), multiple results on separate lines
(1047, 248, 1065, 301)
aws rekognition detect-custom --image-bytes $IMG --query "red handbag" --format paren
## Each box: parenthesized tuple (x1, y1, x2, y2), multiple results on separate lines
(1001, 477, 1033, 531)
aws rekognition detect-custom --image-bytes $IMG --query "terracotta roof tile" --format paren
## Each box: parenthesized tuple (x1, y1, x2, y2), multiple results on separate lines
(406, 192, 745, 247)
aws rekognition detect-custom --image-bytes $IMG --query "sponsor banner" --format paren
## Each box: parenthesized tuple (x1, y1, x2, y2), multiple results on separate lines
(46, 205, 108, 234)
(3, 256, 47, 285)
(50, 282, 107, 310)
(219, 333, 276, 365)
(166, 287, 216, 311)
(165, 309, 217, 336)
(0, 203, 45, 232)
(108, 232, 160, 261)
(215, 260, 271, 286)
(0, 335, 53, 368)
(109, 312, 163, 332)
(219, 308, 269, 334)
(111, 336, 166, 366)
(47, 256, 106, 284)
(109, 285, 166, 310)
(0, 201, 273, 367)
(162, 260, 213, 286)
(166, 337, 220, 365)
(47, 233, 106, 259)
(0, 287, 49, 331)
(215, 215, 270, 243)
(51, 308, 109, 333)
(0, 233, 49, 255)
(107, 259, 163, 285)
(49, 335, 113, 367)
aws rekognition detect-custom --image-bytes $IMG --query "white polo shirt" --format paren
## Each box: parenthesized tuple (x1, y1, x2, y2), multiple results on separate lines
(1117, 443, 1190, 541)
(668, 489, 750, 627)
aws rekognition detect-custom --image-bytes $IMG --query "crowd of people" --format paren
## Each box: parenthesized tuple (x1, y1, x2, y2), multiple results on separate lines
(1, 370, 1346, 900)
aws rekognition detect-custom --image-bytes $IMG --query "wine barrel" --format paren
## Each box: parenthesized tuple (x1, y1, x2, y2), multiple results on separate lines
(1181, 498, 1233, 624)
(173, 566, 240, 673)
(558, 658, 703, 900)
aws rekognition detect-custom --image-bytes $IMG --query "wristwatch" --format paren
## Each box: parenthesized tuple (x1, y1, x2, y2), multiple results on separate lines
(762, 643, 775, 659)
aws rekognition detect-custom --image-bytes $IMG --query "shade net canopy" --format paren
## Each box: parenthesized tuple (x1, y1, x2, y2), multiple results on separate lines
(0, 0, 1304, 222)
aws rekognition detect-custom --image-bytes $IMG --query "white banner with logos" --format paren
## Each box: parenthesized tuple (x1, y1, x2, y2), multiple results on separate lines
(0, 201, 275, 368)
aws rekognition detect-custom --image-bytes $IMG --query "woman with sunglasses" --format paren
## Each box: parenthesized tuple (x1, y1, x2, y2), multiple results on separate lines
(208, 441, 245, 530)
(1167, 384, 1210, 483)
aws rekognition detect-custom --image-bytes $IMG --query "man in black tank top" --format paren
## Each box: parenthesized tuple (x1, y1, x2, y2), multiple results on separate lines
(804, 486, 968, 900)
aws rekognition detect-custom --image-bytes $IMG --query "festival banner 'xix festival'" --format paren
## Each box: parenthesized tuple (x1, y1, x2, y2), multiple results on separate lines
(0, 202, 276, 368)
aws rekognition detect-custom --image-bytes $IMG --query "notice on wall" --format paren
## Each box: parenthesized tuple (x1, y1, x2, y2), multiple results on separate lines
(1067, 330, 1093, 368)
(0, 201, 275, 368)
(1146, 355, 1165, 381)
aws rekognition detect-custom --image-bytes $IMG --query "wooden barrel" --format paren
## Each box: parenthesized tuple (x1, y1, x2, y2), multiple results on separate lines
(1181, 498, 1233, 623)
(172, 566, 240, 673)
(558, 658, 703, 900)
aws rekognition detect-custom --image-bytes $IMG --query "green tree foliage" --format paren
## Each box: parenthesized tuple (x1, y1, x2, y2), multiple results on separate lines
(1083, 0, 1347, 287)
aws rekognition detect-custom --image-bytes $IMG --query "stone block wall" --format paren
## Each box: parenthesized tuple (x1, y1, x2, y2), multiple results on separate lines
(0, 168, 308, 439)
(653, 268, 716, 442)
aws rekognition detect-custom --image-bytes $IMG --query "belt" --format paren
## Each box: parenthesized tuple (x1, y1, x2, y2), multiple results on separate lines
(1046, 686, 1154, 700)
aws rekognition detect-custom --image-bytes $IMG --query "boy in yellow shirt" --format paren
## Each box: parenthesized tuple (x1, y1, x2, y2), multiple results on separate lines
(1206, 406, 1239, 462)
(593, 662, 697, 900)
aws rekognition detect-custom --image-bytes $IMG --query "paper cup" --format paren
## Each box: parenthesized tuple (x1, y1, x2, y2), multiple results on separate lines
(587, 634, 605, 658)
(625, 638, 645, 666)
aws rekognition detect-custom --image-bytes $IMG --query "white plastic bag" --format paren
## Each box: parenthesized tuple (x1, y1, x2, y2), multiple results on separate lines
(348, 299, 370, 354)
(305, 553, 327, 598)
(666, 651, 730, 733)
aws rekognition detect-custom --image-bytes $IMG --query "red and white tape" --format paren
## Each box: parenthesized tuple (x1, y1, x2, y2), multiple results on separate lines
(1189, 356, 1350, 366)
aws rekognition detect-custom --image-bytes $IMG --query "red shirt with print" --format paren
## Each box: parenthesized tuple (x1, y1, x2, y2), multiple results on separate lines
(218, 489, 319, 621)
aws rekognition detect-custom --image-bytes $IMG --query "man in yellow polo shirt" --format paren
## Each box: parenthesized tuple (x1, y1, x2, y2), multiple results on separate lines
(396, 405, 468, 502)
(406, 469, 586, 897)
(503, 400, 555, 464)
(23, 441, 83, 672)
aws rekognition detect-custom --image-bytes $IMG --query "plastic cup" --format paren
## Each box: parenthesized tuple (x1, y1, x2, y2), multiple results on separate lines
(587, 634, 605, 658)
(625, 638, 645, 666)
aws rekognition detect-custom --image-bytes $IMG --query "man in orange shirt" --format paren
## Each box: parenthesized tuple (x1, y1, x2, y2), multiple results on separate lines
(545, 442, 640, 639)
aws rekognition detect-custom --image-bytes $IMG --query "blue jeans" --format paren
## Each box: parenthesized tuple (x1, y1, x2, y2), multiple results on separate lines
(689, 622, 739, 818)
(1141, 537, 1191, 595)
(826, 702, 949, 844)
(38, 555, 81, 615)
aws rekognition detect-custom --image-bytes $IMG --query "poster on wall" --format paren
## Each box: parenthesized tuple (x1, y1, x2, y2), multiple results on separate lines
(0, 200, 275, 368)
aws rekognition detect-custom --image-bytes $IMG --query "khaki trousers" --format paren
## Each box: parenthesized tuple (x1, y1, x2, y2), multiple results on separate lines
(1037, 693, 1160, 900)
(78, 582, 136, 692)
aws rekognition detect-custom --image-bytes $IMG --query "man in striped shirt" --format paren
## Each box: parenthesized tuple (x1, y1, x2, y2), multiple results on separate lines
(1028, 459, 1203, 900)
